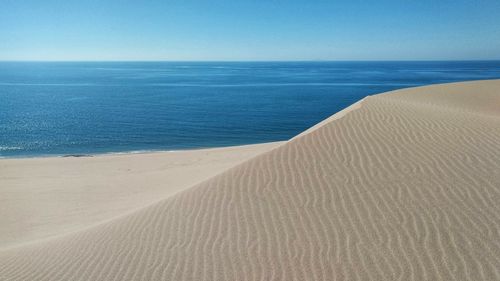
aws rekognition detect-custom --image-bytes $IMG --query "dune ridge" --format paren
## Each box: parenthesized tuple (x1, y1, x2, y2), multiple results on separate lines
(1, 80, 500, 281)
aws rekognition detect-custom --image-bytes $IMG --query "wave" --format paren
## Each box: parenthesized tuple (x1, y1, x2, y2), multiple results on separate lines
(0, 146, 22, 151)
(148, 82, 420, 87)
(0, 82, 94, 86)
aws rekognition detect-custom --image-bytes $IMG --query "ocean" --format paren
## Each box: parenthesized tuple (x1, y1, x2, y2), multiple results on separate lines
(1, 61, 499, 158)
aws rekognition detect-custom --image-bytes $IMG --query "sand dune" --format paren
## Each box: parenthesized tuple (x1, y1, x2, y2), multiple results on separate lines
(1, 80, 500, 281)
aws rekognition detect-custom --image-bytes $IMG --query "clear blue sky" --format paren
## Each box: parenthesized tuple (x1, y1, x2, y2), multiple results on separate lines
(1, 0, 499, 61)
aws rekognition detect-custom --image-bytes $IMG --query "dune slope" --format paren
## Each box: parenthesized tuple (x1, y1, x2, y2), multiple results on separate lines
(0, 142, 282, 249)
(1, 80, 500, 281)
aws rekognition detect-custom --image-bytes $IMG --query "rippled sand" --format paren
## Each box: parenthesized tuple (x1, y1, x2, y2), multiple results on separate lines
(1, 80, 499, 281)
(0, 142, 282, 249)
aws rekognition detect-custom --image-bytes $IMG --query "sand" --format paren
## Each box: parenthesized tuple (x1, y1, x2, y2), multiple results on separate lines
(0, 142, 283, 249)
(1, 79, 499, 281)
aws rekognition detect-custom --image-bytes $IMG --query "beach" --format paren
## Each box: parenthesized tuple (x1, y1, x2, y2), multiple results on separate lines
(0, 142, 282, 249)
(1, 79, 500, 280)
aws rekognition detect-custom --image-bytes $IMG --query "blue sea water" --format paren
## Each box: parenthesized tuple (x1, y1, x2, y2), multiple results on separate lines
(1, 61, 500, 158)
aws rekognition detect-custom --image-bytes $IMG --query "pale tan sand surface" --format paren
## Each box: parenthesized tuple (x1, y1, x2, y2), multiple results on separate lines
(1, 80, 500, 281)
(0, 142, 282, 249)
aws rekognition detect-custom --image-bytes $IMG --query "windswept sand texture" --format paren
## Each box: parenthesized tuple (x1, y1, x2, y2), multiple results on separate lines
(0, 142, 282, 249)
(1, 80, 500, 280)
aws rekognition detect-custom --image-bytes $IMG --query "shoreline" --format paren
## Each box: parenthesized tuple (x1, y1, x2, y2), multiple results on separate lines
(0, 141, 285, 160)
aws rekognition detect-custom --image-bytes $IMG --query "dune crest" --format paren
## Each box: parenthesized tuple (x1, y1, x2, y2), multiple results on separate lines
(1, 80, 500, 281)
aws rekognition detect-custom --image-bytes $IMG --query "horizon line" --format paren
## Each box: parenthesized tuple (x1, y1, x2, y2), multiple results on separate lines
(1, 59, 500, 63)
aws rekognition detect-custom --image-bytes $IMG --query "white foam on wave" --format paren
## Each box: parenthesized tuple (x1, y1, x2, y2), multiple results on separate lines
(0, 146, 22, 151)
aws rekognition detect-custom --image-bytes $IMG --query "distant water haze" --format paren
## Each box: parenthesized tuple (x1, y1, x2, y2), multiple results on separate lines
(1, 61, 500, 157)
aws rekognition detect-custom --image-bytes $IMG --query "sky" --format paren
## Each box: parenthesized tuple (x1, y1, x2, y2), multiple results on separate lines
(1, 0, 500, 61)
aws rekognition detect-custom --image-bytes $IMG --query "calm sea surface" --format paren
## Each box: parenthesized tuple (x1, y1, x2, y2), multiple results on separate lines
(1, 61, 499, 158)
